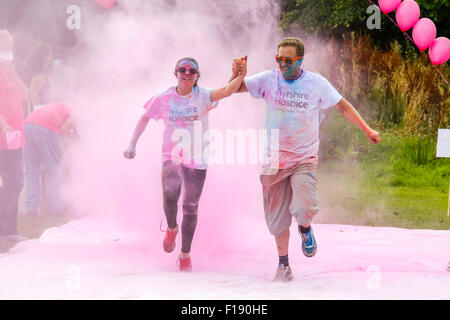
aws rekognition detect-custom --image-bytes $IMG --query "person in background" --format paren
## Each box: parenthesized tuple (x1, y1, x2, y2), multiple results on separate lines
(23, 102, 75, 216)
(22, 41, 54, 115)
(0, 29, 29, 241)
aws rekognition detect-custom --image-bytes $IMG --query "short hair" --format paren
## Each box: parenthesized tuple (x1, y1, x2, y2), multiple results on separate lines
(277, 37, 305, 57)
(174, 57, 200, 87)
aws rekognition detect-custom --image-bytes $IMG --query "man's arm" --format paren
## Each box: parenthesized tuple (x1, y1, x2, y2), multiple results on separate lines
(60, 117, 76, 136)
(334, 98, 380, 144)
(235, 77, 248, 93)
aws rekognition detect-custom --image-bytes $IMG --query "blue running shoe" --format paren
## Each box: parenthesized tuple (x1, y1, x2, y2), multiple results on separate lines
(299, 226, 317, 257)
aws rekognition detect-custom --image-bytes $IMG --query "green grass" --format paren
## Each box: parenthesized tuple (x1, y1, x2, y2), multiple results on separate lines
(317, 128, 450, 230)
(318, 166, 449, 230)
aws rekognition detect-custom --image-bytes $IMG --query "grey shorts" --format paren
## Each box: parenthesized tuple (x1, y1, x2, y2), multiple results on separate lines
(260, 163, 319, 236)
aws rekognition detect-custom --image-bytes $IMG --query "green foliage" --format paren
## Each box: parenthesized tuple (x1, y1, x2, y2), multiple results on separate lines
(280, 0, 450, 230)
(318, 128, 450, 230)
(416, 0, 450, 37)
(280, 0, 367, 37)
(312, 34, 449, 137)
(320, 121, 450, 193)
(280, 0, 450, 52)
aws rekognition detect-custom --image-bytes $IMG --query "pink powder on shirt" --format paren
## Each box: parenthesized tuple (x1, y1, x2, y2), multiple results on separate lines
(25, 103, 71, 135)
(0, 66, 25, 150)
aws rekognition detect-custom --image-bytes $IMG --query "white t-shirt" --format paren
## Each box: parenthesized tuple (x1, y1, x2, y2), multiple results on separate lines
(244, 69, 342, 169)
(144, 86, 218, 169)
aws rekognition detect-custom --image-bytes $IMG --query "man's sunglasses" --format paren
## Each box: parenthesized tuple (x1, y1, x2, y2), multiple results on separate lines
(177, 67, 198, 74)
(275, 55, 303, 65)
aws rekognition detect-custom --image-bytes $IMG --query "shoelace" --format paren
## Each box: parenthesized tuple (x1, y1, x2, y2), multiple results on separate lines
(303, 232, 314, 248)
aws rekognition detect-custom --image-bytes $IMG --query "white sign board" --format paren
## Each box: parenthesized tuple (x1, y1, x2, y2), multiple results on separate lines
(436, 129, 450, 158)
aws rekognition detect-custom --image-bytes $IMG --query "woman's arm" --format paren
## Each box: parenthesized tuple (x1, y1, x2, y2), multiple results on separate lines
(210, 58, 247, 102)
(231, 58, 248, 93)
(123, 113, 151, 159)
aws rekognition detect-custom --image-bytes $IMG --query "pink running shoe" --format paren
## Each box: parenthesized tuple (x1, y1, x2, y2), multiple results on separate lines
(163, 226, 178, 253)
(177, 255, 192, 272)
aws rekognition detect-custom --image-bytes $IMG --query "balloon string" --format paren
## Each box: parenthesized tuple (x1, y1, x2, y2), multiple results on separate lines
(366, 0, 449, 86)
(432, 65, 449, 86)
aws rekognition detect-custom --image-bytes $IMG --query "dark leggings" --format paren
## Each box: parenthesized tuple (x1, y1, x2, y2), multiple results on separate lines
(162, 161, 207, 253)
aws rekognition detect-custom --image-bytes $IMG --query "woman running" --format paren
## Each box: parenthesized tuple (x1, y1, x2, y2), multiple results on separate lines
(123, 56, 246, 271)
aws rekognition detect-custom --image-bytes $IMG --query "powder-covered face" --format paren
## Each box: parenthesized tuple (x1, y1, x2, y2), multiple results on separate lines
(175, 59, 199, 88)
(277, 46, 303, 81)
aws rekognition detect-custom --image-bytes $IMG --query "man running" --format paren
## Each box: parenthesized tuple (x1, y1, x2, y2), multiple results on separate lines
(232, 37, 380, 281)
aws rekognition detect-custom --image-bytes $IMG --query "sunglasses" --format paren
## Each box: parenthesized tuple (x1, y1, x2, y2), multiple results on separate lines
(177, 66, 198, 74)
(275, 55, 303, 65)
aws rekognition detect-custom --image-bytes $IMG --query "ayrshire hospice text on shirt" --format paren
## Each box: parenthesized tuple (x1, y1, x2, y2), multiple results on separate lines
(275, 88, 311, 110)
(169, 105, 199, 121)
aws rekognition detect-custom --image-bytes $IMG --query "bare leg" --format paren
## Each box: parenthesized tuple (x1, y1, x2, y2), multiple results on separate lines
(275, 229, 290, 257)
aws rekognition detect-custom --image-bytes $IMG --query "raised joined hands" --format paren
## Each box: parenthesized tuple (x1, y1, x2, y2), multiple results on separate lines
(232, 56, 248, 77)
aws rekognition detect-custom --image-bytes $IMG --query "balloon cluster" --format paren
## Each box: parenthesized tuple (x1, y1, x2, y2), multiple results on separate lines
(378, 0, 449, 65)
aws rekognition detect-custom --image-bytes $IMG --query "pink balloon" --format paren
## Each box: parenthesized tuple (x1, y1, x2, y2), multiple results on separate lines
(412, 18, 437, 51)
(429, 37, 450, 65)
(96, 0, 115, 9)
(395, 0, 420, 32)
(378, 0, 402, 14)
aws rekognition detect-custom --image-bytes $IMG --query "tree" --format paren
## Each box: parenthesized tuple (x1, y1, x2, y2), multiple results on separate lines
(280, 0, 449, 52)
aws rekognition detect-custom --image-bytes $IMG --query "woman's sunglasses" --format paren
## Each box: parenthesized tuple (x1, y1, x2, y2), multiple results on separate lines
(177, 66, 198, 74)
(275, 55, 303, 65)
